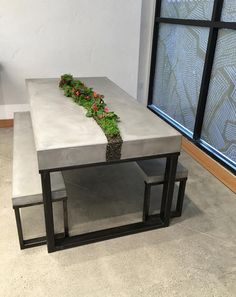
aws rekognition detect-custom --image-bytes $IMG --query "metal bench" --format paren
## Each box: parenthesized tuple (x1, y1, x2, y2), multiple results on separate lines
(12, 112, 69, 249)
(136, 159, 188, 221)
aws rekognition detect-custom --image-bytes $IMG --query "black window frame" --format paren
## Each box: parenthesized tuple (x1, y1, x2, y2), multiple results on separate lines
(148, 0, 236, 174)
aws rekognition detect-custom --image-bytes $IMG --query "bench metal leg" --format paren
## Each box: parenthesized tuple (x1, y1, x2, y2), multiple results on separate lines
(14, 208, 25, 249)
(142, 183, 151, 222)
(171, 178, 187, 218)
(143, 178, 187, 221)
(14, 197, 69, 250)
(63, 198, 69, 237)
(14, 207, 46, 249)
(142, 156, 180, 225)
(142, 177, 187, 222)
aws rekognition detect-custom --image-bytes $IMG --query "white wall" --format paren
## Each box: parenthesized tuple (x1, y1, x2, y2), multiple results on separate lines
(0, 0, 142, 118)
(137, 0, 156, 106)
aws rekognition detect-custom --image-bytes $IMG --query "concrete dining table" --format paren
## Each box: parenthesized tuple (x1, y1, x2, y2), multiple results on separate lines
(27, 77, 182, 253)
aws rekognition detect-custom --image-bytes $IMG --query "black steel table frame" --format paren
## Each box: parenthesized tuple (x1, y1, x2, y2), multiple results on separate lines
(40, 152, 179, 253)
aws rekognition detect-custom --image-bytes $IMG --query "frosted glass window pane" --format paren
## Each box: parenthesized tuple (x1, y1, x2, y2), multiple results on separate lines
(152, 24, 209, 132)
(160, 0, 214, 20)
(202, 29, 236, 163)
(221, 0, 236, 22)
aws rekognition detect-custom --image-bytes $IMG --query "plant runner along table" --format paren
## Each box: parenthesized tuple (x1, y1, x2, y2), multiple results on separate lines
(27, 77, 182, 253)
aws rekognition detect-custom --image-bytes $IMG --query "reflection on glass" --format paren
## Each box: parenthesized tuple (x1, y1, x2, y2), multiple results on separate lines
(152, 24, 209, 132)
(160, 0, 214, 20)
(221, 0, 236, 22)
(202, 29, 236, 163)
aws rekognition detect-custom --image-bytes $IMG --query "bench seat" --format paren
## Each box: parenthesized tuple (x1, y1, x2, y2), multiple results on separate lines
(136, 158, 188, 220)
(136, 159, 188, 184)
(12, 112, 68, 249)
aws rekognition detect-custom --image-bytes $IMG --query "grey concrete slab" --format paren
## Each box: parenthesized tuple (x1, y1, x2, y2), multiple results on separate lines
(27, 78, 181, 170)
(1, 127, 236, 297)
(136, 158, 188, 183)
(12, 112, 66, 206)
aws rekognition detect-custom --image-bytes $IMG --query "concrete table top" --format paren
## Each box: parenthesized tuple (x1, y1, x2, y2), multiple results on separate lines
(27, 77, 181, 170)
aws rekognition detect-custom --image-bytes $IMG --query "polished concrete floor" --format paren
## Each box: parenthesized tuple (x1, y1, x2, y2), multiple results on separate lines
(0, 127, 236, 297)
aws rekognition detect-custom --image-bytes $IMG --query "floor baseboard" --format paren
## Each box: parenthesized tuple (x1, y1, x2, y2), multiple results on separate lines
(182, 137, 236, 194)
(0, 119, 14, 128)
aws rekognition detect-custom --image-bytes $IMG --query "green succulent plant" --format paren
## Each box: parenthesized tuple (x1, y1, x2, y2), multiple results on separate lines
(59, 74, 121, 138)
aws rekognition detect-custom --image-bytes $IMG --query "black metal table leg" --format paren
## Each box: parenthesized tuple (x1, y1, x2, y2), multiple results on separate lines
(160, 154, 179, 226)
(40, 153, 179, 253)
(41, 171, 55, 253)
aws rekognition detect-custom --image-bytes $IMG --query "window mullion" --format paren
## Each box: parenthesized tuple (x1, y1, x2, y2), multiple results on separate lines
(193, 0, 224, 141)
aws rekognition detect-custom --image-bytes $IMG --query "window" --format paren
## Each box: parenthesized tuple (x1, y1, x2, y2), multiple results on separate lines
(148, 0, 236, 173)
